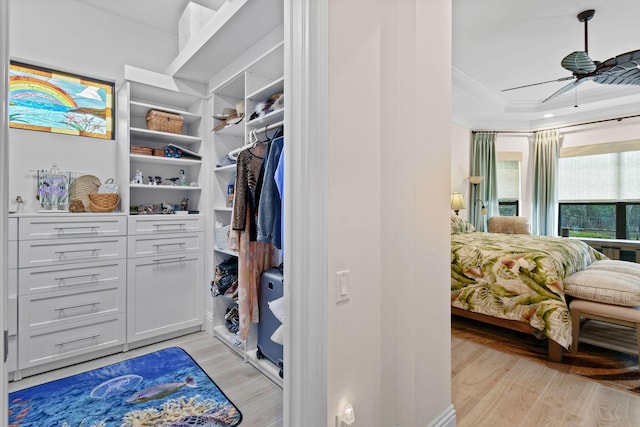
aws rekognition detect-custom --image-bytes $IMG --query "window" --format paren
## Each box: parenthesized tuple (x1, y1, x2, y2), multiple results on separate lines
(496, 152, 521, 216)
(558, 140, 640, 240)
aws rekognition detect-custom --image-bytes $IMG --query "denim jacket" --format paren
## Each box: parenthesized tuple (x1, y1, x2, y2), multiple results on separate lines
(257, 136, 284, 248)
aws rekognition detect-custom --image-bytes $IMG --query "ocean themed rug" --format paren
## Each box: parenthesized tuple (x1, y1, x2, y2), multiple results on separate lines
(452, 315, 640, 396)
(8, 347, 242, 426)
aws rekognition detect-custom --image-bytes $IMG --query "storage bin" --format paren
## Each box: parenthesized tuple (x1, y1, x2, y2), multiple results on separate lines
(146, 110, 184, 134)
(215, 225, 230, 249)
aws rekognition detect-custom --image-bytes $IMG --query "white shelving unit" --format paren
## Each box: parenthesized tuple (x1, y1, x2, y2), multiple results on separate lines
(210, 42, 285, 387)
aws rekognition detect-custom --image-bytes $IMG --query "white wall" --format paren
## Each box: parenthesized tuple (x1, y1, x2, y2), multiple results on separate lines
(451, 122, 471, 220)
(8, 0, 180, 213)
(327, 0, 453, 425)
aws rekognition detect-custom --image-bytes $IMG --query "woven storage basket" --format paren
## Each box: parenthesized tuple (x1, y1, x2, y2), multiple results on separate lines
(146, 110, 184, 134)
(131, 145, 153, 155)
(71, 175, 101, 212)
(88, 193, 119, 213)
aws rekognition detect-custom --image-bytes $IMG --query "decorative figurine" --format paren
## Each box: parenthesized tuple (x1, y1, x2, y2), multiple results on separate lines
(154, 176, 162, 185)
(180, 197, 189, 211)
(161, 202, 174, 214)
(148, 176, 154, 185)
(179, 169, 186, 186)
(131, 169, 143, 184)
(166, 177, 180, 185)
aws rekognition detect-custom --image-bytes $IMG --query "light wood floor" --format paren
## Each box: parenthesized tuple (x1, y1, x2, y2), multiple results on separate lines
(12, 330, 640, 426)
(8, 332, 284, 427)
(452, 333, 640, 427)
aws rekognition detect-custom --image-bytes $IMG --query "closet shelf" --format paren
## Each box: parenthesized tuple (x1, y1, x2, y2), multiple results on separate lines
(130, 184, 202, 191)
(214, 207, 233, 212)
(130, 154, 201, 166)
(247, 108, 284, 128)
(246, 349, 283, 388)
(164, 0, 284, 84)
(214, 247, 239, 257)
(247, 76, 284, 101)
(130, 127, 202, 144)
(213, 325, 245, 356)
(130, 101, 200, 125)
(214, 164, 237, 173)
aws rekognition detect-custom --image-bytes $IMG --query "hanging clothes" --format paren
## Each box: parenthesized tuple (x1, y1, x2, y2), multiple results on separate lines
(230, 144, 277, 340)
(257, 135, 284, 249)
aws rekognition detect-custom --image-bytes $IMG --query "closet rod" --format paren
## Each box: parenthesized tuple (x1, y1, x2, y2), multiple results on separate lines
(227, 121, 285, 159)
(254, 120, 284, 135)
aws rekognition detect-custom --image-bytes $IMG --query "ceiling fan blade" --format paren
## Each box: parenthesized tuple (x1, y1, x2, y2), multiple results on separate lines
(502, 76, 574, 92)
(594, 49, 640, 85)
(561, 51, 596, 74)
(541, 77, 592, 103)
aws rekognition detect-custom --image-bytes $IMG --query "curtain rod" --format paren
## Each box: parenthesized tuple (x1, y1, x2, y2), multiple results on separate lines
(472, 113, 640, 135)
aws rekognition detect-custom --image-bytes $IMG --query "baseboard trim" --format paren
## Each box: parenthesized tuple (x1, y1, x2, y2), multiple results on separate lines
(427, 404, 456, 427)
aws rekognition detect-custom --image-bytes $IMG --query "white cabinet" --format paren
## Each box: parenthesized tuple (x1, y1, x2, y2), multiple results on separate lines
(14, 214, 127, 376)
(126, 216, 204, 344)
(7, 217, 18, 377)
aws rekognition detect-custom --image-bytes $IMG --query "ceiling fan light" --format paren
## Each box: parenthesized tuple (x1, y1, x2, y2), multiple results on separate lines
(561, 51, 596, 74)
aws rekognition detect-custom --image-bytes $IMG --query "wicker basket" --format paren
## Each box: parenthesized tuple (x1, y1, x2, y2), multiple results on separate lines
(71, 175, 101, 212)
(146, 110, 184, 134)
(131, 145, 153, 155)
(88, 193, 120, 213)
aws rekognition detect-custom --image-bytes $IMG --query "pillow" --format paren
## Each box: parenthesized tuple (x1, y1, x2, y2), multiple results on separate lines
(488, 216, 530, 235)
(451, 214, 476, 234)
(564, 260, 640, 306)
(269, 297, 285, 345)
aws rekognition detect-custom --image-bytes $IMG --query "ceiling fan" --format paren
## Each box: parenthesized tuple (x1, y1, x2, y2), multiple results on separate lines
(503, 9, 640, 103)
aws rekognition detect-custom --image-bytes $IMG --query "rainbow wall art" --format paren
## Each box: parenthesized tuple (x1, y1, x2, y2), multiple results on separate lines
(9, 61, 114, 140)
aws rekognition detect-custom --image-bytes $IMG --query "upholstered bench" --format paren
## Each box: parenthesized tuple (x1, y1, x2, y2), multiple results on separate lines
(569, 299, 640, 360)
(565, 260, 640, 360)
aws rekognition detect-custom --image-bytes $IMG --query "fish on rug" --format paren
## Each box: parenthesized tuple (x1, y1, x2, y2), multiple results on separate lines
(8, 347, 242, 426)
(452, 315, 640, 396)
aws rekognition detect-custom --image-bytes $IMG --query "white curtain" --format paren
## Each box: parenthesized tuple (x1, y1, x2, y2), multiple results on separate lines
(532, 129, 560, 236)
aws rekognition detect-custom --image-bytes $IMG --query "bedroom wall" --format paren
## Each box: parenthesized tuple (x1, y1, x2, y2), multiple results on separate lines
(451, 122, 471, 220)
(8, 0, 180, 213)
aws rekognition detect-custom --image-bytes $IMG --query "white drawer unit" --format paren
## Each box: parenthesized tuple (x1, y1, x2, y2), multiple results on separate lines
(18, 315, 125, 370)
(13, 214, 128, 376)
(127, 233, 203, 258)
(18, 214, 126, 240)
(18, 236, 126, 268)
(19, 283, 125, 331)
(18, 260, 126, 295)
(128, 214, 203, 235)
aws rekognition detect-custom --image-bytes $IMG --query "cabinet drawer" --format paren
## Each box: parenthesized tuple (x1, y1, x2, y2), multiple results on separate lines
(19, 236, 126, 268)
(127, 233, 203, 258)
(8, 296, 17, 335)
(8, 267, 17, 298)
(128, 215, 203, 235)
(9, 216, 17, 241)
(19, 260, 126, 295)
(18, 315, 125, 369)
(18, 215, 126, 240)
(19, 283, 125, 331)
(8, 240, 17, 269)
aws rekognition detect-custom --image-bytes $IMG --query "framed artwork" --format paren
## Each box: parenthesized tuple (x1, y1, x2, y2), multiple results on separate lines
(9, 61, 114, 140)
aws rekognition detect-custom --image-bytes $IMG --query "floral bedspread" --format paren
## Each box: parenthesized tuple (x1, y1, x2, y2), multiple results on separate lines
(451, 232, 606, 348)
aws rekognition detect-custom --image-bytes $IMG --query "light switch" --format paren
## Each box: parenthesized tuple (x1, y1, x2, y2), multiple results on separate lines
(336, 270, 350, 304)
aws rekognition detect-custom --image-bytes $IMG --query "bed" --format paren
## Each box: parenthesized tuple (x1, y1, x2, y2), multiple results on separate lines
(450, 214, 607, 361)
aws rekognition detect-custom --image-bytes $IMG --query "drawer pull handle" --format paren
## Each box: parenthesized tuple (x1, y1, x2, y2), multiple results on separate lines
(152, 256, 187, 264)
(55, 333, 100, 347)
(54, 273, 101, 286)
(53, 226, 99, 234)
(152, 243, 186, 248)
(153, 223, 186, 230)
(55, 248, 102, 254)
(54, 301, 100, 312)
